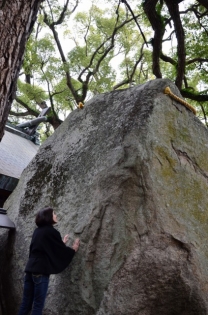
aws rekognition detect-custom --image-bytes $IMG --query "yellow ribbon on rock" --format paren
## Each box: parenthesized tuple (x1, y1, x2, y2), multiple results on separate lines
(164, 87, 196, 115)
(77, 102, 84, 109)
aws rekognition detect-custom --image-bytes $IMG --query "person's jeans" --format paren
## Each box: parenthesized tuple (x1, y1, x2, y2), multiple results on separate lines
(18, 272, 50, 315)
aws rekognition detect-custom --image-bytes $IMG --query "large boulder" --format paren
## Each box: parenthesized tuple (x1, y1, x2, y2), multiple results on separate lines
(2, 78, 208, 314)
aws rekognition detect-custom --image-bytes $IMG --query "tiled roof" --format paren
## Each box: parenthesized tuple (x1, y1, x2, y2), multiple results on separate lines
(0, 128, 39, 179)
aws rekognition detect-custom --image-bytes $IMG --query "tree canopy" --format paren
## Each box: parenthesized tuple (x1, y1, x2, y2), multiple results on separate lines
(7, 0, 208, 139)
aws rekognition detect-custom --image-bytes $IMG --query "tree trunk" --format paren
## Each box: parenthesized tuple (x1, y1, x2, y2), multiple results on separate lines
(0, 0, 43, 141)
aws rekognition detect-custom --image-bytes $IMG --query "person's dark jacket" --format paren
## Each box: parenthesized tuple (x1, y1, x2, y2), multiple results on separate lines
(25, 225, 75, 275)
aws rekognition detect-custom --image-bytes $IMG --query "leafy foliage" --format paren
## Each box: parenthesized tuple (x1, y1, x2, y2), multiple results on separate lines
(9, 0, 208, 140)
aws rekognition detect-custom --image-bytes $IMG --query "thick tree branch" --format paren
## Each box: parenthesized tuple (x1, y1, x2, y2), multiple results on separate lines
(161, 54, 208, 67)
(143, 0, 164, 78)
(160, 52, 177, 66)
(165, 0, 185, 89)
(15, 97, 39, 117)
(10, 110, 32, 117)
(181, 89, 208, 102)
(186, 58, 208, 65)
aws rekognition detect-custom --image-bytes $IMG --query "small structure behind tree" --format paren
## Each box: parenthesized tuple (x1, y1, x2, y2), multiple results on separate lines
(0, 107, 50, 206)
(0, 123, 39, 207)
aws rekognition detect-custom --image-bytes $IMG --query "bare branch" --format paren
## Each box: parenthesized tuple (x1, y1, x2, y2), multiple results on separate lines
(121, 0, 148, 47)
(78, 15, 140, 82)
(9, 110, 33, 117)
(180, 4, 208, 36)
(113, 52, 144, 90)
(69, 0, 79, 15)
(51, 89, 68, 97)
(40, 66, 63, 129)
(53, 0, 70, 25)
(162, 30, 175, 42)
(186, 58, 208, 65)
(84, 9, 92, 56)
(44, 0, 79, 27)
(46, 0, 54, 23)
(43, 7, 80, 102)
(40, 66, 55, 117)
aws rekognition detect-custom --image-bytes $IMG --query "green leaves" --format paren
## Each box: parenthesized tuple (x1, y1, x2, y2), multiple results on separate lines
(17, 80, 47, 106)
(10, 0, 208, 141)
(9, 1, 151, 140)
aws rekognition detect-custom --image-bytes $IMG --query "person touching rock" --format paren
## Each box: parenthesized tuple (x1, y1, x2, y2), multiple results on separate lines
(18, 206, 80, 315)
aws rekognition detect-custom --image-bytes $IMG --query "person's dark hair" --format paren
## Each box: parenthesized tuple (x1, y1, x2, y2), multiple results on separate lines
(35, 207, 56, 227)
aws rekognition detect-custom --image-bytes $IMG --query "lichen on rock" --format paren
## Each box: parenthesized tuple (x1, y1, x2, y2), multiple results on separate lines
(1, 78, 208, 315)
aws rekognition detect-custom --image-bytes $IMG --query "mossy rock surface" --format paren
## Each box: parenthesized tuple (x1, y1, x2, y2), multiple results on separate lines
(1, 78, 208, 315)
